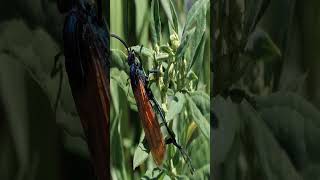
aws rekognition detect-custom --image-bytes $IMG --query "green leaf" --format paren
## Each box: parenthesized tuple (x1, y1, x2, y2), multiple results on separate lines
(237, 100, 301, 179)
(186, 121, 198, 146)
(255, 92, 320, 163)
(110, 68, 137, 111)
(110, 49, 129, 74)
(177, 0, 208, 62)
(110, 70, 121, 115)
(162, 174, 172, 180)
(150, 0, 162, 45)
(259, 106, 308, 168)
(176, 30, 192, 60)
(168, 0, 179, 33)
(255, 92, 320, 126)
(186, 95, 209, 140)
(192, 163, 210, 179)
(160, 44, 174, 55)
(182, 0, 209, 35)
(166, 92, 185, 120)
(155, 52, 170, 61)
(189, 32, 206, 71)
(142, 167, 164, 179)
(133, 134, 150, 170)
(0, 58, 60, 179)
(212, 96, 240, 165)
(130, 45, 154, 58)
(159, 0, 179, 34)
(111, 112, 128, 180)
(244, 0, 271, 34)
(189, 2, 208, 68)
(190, 91, 210, 117)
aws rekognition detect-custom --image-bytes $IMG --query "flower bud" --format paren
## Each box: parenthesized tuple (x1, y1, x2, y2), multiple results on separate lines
(170, 32, 180, 51)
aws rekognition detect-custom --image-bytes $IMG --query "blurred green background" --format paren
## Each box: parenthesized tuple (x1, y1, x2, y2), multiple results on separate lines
(0, 0, 99, 179)
(110, 0, 210, 179)
(212, 0, 320, 180)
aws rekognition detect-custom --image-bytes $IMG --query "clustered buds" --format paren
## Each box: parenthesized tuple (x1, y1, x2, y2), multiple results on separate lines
(149, 31, 198, 112)
(170, 32, 180, 51)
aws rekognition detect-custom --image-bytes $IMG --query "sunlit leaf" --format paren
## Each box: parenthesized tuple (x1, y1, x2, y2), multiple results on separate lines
(168, 0, 179, 33)
(166, 92, 185, 120)
(142, 167, 164, 179)
(189, 32, 206, 71)
(176, 30, 192, 60)
(130, 45, 154, 59)
(186, 95, 209, 140)
(190, 91, 210, 117)
(133, 136, 150, 169)
(150, 0, 162, 45)
(182, 0, 209, 35)
(111, 49, 129, 73)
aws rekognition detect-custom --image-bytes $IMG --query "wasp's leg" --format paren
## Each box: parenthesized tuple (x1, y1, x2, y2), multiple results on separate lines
(148, 93, 177, 140)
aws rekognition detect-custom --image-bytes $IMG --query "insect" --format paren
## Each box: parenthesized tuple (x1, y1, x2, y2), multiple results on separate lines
(53, 0, 110, 179)
(110, 33, 195, 174)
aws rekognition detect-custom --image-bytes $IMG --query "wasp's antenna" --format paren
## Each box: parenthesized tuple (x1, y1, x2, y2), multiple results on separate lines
(110, 33, 130, 53)
(175, 142, 195, 175)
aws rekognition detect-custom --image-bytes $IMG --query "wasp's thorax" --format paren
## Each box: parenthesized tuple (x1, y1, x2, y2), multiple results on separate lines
(128, 51, 136, 66)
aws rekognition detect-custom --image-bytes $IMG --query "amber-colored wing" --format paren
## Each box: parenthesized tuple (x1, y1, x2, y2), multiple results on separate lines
(133, 79, 166, 165)
(70, 46, 110, 180)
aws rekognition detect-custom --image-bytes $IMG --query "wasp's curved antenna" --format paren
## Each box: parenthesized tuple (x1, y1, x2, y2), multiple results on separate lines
(110, 33, 130, 53)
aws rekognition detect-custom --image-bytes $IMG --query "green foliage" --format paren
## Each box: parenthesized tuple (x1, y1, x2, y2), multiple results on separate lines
(0, 20, 85, 179)
(111, 0, 210, 179)
(213, 0, 320, 179)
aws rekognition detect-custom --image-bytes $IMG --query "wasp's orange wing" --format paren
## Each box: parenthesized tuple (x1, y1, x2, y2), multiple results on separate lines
(69, 45, 110, 180)
(133, 79, 166, 165)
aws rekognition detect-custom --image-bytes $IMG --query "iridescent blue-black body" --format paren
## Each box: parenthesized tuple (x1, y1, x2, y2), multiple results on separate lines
(63, 6, 87, 90)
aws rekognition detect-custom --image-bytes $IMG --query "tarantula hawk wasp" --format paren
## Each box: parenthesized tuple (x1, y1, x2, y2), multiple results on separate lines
(110, 33, 195, 174)
(53, 0, 110, 179)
